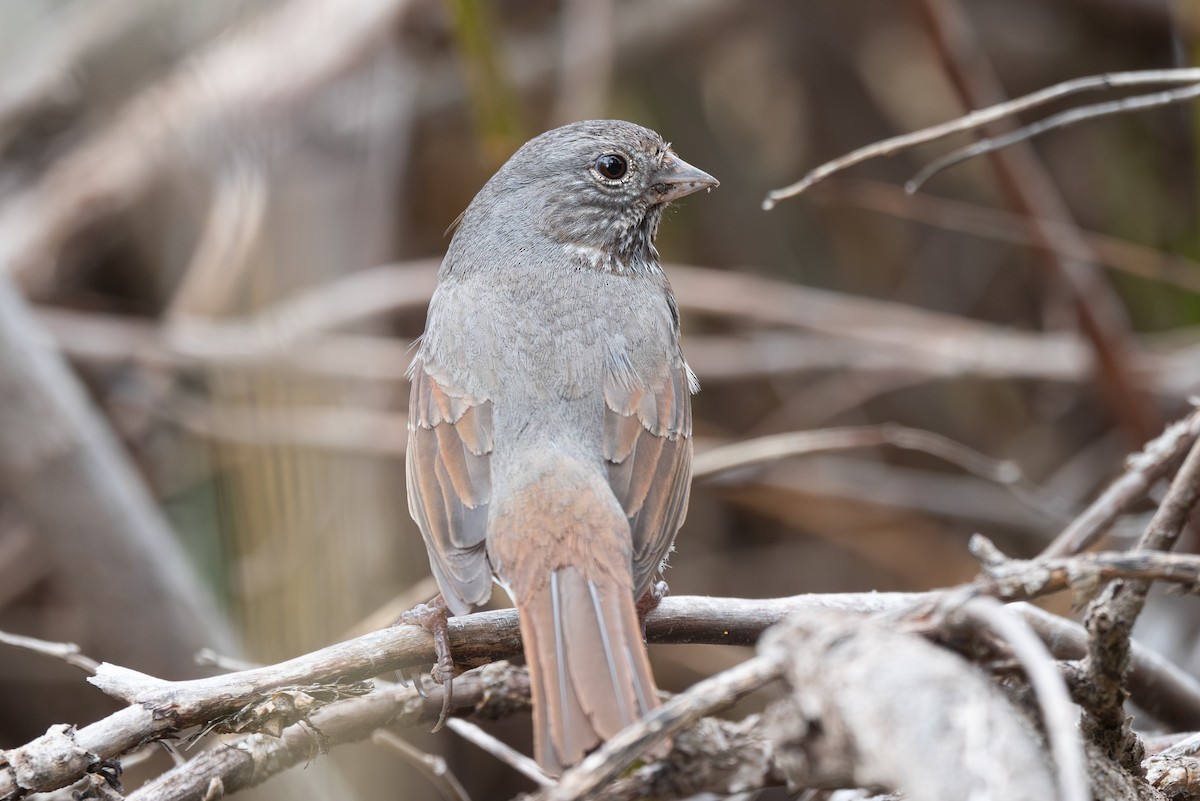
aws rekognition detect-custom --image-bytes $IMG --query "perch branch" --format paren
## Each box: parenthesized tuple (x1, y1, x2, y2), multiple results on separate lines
(4, 592, 1196, 798)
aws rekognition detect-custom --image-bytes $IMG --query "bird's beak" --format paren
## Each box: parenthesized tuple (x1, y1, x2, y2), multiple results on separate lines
(651, 151, 719, 203)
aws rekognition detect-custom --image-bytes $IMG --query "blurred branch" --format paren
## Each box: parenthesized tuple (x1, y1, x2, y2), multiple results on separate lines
(911, 0, 1157, 442)
(372, 728, 475, 801)
(164, 160, 269, 321)
(0, 272, 238, 676)
(38, 261, 1193, 400)
(165, 397, 408, 456)
(693, 423, 1023, 484)
(0, 0, 149, 142)
(824, 179, 1200, 295)
(767, 6, 1168, 441)
(552, 0, 616, 125)
(0, 0, 418, 294)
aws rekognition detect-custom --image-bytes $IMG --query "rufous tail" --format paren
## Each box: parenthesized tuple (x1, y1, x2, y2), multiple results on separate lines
(517, 565, 659, 775)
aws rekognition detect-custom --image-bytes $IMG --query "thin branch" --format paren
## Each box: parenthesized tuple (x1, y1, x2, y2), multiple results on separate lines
(906, 82, 1200, 192)
(762, 68, 1200, 205)
(371, 728, 474, 801)
(0, 630, 99, 675)
(1080, 432, 1200, 769)
(909, 0, 1156, 442)
(444, 718, 553, 788)
(1042, 405, 1200, 557)
(124, 663, 530, 801)
(970, 535, 1200, 597)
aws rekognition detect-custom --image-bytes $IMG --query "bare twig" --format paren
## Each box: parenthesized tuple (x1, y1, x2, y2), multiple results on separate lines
(123, 663, 529, 801)
(1080, 432, 1200, 769)
(444, 718, 553, 788)
(910, 0, 1156, 441)
(1042, 405, 1200, 557)
(0, 630, 99, 674)
(906, 82, 1200, 192)
(970, 535, 1200, 598)
(372, 728, 474, 801)
(762, 68, 1200, 205)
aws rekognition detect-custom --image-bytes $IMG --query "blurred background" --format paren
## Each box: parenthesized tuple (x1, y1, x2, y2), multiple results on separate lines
(1, 0, 1198, 798)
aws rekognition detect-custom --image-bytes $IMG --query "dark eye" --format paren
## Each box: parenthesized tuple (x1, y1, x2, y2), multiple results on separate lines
(595, 153, 628, 180)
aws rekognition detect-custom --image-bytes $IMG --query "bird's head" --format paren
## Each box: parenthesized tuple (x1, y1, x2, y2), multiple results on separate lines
(459, 120, 718, 275)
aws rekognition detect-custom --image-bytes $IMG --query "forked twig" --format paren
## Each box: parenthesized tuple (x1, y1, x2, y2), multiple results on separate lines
(764, 68, 1200, 206)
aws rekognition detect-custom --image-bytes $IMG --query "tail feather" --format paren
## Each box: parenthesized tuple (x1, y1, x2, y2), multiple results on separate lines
(518, 566, 659, 775)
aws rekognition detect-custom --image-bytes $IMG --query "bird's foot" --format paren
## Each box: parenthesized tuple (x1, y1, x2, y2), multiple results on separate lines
(397, 595, 456, 731)
(636, 580, 670, 638)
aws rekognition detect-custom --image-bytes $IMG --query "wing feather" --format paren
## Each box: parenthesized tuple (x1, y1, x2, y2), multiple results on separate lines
(407, 359, 494, 615)
(603, 357, 694, 599)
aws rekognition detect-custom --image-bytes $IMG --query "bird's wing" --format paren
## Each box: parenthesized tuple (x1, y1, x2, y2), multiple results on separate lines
(602, 355, 694, 599)
(406, 356, 494, 616)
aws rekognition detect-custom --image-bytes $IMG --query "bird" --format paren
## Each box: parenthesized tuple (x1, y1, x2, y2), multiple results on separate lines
(405, 119, 716, 775)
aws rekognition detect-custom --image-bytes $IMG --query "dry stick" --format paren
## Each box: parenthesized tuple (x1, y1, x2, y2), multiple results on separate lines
(444, 718, 553, 788)
(533, 655, 786, 801)
(953, 597, 1089, 801)
(1042, 406, 1200, 558)
(3, 593, 1197, 799)
(1014, 603, 1200, 733)
(910, 0, 1157, 442)
(762, 67, 1200, 205)
(907, 82, 1200, 192)
(1080, 433, 1200, 771)
(371, 729, 474, 801)
(971, 536, 1200, 596)
(0, 631, 99, 675)
(123, 664, 530, 801)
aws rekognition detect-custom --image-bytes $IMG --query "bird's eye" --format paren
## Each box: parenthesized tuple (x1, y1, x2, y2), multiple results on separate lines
(594, 153, 628, 180)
